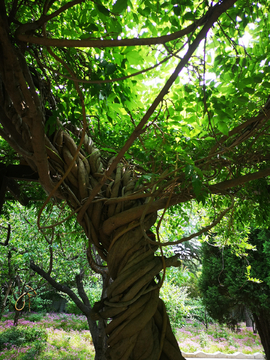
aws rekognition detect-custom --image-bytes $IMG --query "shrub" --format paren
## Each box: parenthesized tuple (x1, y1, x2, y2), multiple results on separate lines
(199, 331, 209, 347)
(0, 325, 48, 351)
(30, 296, 52, 312)
(27, 313, 44, 322)
(160, 283, 190, 331)
(65, 301, 83, 315)
(185, 297, 214, 325)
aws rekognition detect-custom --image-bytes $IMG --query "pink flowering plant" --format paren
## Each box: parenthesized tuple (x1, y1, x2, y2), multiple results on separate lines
(0, 322, 47, 359)
(0, 312, 95, 359)
(177, 322, 263, 355)
(0, 312, 264, 359)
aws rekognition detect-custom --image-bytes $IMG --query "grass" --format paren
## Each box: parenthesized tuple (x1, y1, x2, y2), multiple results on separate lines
(177, 320, 263, 354)
(0, 312, 95, 359)
(0, 313, 264, 358)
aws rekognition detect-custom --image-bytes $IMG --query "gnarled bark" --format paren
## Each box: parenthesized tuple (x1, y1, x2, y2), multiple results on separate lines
(47, 128, 185, 359)
(94, 216, 184, 360)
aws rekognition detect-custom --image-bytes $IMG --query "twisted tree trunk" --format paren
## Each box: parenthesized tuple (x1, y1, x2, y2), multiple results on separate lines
(0, 7, 185, 358)
(102, 223, 184, 360)
(49, 128, 185, 359)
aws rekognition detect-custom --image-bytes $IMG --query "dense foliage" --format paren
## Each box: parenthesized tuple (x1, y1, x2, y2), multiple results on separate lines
(0, 203, 103, 317)
(1, 0, 270, 358)
(199, 229, 270, 359)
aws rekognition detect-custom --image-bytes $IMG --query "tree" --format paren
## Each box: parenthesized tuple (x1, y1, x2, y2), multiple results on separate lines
(199, 229, 270, 359)
(0, 0, 270, 358)
(0, 202, 107, 357)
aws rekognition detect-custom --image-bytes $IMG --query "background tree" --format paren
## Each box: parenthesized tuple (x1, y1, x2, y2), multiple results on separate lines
(0, 202, 108, 358)
(199, 229, 270, 359)
(0, 0, 270, 359)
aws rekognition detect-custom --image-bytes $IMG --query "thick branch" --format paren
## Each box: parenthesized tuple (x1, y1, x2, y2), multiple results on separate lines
(0, 13, 54, 192)
(78, 0, 237, 223)
(208, 167, 270, 194)
(30, 261, 91, 316)
(16, 12, 207, 48)
(0, 163, 39, 181)
(103, 166, 270, 235)
(75, 272, 91, 307)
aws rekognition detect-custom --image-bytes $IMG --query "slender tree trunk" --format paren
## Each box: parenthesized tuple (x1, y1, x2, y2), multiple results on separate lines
(253, 312, 270, 360)
(0, 279, 13, 319)
(14, 296, 23, 326)
(85, 315, 107, 360)
(244, 307, 253, 328)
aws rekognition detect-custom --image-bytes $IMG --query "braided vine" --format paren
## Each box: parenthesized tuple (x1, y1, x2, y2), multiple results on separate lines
(44, 128, 185, 359)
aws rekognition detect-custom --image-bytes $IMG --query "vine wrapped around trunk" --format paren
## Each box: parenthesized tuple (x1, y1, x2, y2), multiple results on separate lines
(102, 222, 184, 360)
(48, 128, 185, 359)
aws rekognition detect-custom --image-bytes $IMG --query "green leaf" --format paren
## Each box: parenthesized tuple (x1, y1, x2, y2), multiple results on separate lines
(183, 12, 194, 21)
(192, 174, 202, 197)
(113, 0, 128, 13)
(101, 147, 117, 153)
(185, 164, 193, 178)
(243, 87, 255, 95)
(106, 63, 117, 75)
(236, 96, 249, 104)
(263, 82, 270, 89)
(80, 34, 91, 39)
(84, 23, 99, 32)
(96, 4, 110, 16)
(126, 50, 144, 65)
(138, 7, 150, 17)
(217, 121, 229, 136)
(108, 19, 122, 34)
(173, 6, 181, 16)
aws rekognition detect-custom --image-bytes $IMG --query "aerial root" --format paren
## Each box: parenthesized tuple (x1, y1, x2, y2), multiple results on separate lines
(106, 315, 161, 360)
(99, 305, 128, 319)
(107, 217, 157, 279)
(121, 261, 161, 302)
(102, 215, 186, 360)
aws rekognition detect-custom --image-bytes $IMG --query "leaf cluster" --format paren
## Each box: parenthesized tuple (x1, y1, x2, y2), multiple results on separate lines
(199, 228, 270, 325)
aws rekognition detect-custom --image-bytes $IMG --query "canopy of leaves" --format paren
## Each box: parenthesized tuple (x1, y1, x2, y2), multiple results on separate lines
(1, 0, 270, 237)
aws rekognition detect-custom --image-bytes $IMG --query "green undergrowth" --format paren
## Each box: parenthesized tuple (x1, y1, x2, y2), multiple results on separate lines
(0, 312, 95, 359)
(0, 313, 264, 359)
(177, 321, 263, 354)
